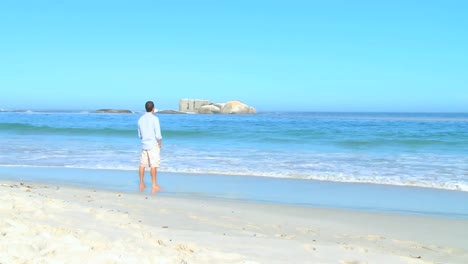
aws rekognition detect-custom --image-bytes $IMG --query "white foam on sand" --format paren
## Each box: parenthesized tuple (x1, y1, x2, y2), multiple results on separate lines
(1, 180, 468, 263)
(1, 163, 467, 192)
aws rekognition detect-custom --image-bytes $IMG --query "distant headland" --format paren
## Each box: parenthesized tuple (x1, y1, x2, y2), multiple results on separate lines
(93, 109, 133, 114)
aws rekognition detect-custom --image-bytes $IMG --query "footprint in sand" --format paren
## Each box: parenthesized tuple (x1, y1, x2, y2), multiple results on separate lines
(342, 245, 355, 251)
(174, 244, 196, 254)
(157, 240, 167, 247)
(275, 233, 296, 240)
(303, 244, 317, 252)
(404, 243, 453, 255)
(341, 245, 370, 255)
(393, 239, 430, 251)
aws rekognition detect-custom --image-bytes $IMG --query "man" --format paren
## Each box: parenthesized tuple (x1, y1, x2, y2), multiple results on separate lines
(138, 101, 163, 194)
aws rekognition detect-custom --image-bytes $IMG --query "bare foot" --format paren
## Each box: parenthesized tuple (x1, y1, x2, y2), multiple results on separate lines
(139, 184, 146, 192)
(152, 185, 163, 194)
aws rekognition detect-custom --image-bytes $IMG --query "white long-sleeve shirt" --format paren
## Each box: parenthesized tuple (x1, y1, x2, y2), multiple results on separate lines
(138, 113, 162, 150)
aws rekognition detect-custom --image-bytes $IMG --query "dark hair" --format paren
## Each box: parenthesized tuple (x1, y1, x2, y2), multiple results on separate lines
(145, 101, 154, 112)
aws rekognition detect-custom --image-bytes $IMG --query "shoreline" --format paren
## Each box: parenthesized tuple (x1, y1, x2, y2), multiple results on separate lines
(1, 164, 467, 193)
(1, 166, 468, 219)
(1, 179, 468, 263)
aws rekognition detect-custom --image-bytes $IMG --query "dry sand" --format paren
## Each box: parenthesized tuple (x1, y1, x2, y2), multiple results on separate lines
(1, 180, 467, 263)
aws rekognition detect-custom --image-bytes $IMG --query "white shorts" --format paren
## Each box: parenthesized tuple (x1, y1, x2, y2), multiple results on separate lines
(140, 147, 160, 168)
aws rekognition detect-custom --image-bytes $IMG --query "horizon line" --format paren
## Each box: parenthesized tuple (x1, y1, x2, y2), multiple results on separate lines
(1, 108, 467, 114)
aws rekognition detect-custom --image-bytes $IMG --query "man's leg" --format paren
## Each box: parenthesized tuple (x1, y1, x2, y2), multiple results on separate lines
(139, 166, 146, 192)
(150, 167, 162, 194)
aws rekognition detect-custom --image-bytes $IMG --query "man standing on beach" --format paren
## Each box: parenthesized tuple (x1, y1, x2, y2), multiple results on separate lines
(138, 101, 163, 194)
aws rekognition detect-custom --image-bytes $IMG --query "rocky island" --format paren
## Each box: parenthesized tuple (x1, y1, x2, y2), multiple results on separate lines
(176, 99, 256, 114)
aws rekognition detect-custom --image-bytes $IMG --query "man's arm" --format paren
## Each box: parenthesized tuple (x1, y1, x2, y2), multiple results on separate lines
(154, 118, 162, 148)
(138, 124, 142, 139)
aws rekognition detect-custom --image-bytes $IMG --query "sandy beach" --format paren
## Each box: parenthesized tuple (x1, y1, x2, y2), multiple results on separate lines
(1, 180, 467, 263)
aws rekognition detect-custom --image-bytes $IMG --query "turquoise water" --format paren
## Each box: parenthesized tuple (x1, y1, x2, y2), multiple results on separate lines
(1, 111, 467, 191)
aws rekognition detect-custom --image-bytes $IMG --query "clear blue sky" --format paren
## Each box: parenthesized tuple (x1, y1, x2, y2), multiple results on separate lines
(1, 0, 467, 112)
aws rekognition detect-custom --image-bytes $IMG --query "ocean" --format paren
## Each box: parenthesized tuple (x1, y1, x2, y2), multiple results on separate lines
(1, 110, 467, 192)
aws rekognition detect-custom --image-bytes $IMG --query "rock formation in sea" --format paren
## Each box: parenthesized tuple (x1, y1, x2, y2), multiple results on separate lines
(198, 105, 221, 114)
(179, 99, 212, 113)
(178, 99, 256, 114)
(220, 101, 256, 114)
